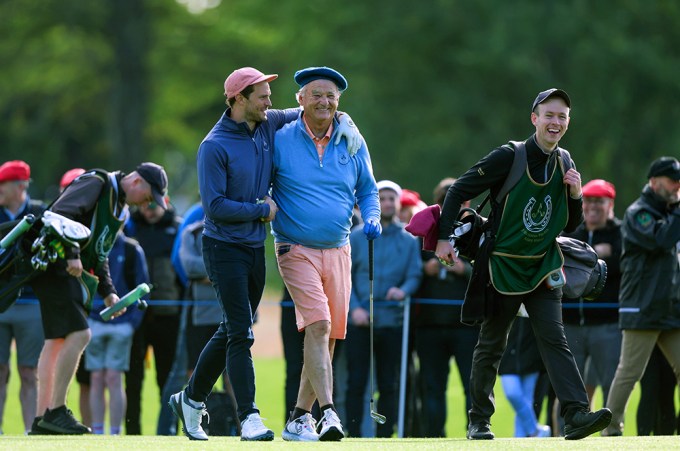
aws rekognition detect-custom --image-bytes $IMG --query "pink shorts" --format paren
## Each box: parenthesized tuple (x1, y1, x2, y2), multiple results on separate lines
(275, 243, 351, 339)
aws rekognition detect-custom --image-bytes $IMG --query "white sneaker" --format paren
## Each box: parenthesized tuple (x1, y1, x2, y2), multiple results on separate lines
(282, 413, 319, 441)
(240, 413, 274, 441)
(317, 409, 344, 441)
(169, 391, 209, 441)
(533, 424, 551, 437)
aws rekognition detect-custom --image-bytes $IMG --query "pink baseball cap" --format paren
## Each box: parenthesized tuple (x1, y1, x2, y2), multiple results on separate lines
(224, 67, 278, 99)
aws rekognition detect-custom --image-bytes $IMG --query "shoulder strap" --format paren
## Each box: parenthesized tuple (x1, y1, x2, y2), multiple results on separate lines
(46, 169, 110, 210)
(557, 147, 573, 174)
(474, 140, 527, 213)
(494, 140, 527, 204)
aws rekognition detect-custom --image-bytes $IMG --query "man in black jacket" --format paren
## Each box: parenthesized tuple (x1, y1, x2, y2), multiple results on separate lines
(435, 88, 611, 440)
(562, 179, 622, 408)
(604, 156, 680, 436)
(30, 163, 168, 435)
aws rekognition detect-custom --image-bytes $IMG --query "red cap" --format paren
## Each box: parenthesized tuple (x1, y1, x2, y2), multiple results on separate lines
(224, 67, 278, 99)
(400, 189, 422, 207)
(0, 160, 30, 183)
(60, 168, 86, 189)
(582, 179, 616, 199)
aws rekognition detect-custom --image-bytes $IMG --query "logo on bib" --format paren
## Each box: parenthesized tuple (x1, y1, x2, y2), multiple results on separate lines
(95, 225, 114, 262)
(523, 195, 552, 233)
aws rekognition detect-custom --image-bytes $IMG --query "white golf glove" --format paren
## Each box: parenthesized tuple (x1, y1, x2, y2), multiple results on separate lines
(335, 115, 363, 156)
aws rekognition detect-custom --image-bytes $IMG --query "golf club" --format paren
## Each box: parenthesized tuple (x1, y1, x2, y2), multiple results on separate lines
(368, 239, 387, 425)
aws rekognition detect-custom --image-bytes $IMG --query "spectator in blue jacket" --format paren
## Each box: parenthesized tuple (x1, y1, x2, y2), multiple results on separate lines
(346, 180, 422, 437)
(86, 232, 149, 435)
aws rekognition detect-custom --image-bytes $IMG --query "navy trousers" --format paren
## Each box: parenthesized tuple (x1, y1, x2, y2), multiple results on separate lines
(186, 237, 265, 422)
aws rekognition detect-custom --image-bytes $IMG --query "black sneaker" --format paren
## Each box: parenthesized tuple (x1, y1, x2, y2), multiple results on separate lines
(38, 406, 92, 435)
(564, 408, 612, 440)
(467, 422, 494, 440)
(28, 416, 57, 435)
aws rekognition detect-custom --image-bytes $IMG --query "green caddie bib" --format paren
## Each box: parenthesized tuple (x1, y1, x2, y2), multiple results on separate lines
(489, 159, 568, 294)
(78, 171, 127, 273)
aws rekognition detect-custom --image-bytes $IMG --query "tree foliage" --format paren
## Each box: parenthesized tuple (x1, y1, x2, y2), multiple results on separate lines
(2, 0, 678, 209)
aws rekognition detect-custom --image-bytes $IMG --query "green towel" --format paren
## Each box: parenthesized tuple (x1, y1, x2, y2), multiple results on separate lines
(78, 271, 99, 312)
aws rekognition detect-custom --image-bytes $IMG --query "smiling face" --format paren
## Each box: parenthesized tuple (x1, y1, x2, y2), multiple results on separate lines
(583, 197, 613, 230)
(531, 97, 570, 151)
(297, 79, 340, 127)
(241, 81, 273, 125)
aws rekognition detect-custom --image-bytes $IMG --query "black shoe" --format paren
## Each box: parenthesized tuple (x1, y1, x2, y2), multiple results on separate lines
(564, 408, 612, 440)
(38, 406, 92, 435)
(467, 423, 494, 440)
(28, 416, 57, 435)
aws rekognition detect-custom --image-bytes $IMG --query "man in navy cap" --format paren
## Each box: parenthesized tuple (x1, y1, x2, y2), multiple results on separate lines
(28, 163, 167, 435)
(604, 156, 680, 436)
(435, 88, 612, 440)
(271, 67, 381, 441)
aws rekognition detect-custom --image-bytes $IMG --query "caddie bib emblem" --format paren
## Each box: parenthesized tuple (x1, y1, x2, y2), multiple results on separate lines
(95, 225, 113, 262)
(523, 195, 552, 233)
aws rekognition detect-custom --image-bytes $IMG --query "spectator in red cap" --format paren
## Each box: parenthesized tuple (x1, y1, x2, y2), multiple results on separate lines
(0, 160, 30, 185)
(0, 160, 46, 434)
(399, 189, 427, 224)
(59, 168, 86, 192)
(559, 179, 622, 434)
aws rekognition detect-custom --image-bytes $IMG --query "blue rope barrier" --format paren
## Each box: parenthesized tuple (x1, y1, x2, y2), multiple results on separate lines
(13, 297, 620, 309)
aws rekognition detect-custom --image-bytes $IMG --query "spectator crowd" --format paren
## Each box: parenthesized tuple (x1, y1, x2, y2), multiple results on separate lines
(0, 77, 678, 440)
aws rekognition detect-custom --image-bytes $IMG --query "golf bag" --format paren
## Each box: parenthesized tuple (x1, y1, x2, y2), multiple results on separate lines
(200, 391, 240, 436)
(0, 211, 91, 313)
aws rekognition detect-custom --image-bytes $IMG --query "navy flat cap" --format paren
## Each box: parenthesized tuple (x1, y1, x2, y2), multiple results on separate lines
(294, 66, 348, 92)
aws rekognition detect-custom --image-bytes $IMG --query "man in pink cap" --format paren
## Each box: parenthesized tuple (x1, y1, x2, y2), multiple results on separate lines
(560, 179, 622, 425)
(170, 67, 362, 441)
(0, 160, 46, 435)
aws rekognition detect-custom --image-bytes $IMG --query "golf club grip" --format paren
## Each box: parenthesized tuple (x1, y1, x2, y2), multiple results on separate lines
(0, 214, 35, 249)
(368, 239, 374, 281)
(99, 283, 150, 321)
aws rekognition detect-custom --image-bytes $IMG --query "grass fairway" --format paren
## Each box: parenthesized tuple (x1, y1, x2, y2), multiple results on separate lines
(1, 435, 678, 450)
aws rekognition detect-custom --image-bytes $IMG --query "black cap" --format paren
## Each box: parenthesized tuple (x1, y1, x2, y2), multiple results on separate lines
(294, 66, 348, 92)
(647, 156, 680, 181)
(136, 162, 168, 209)
(532, 88, 571, 112)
